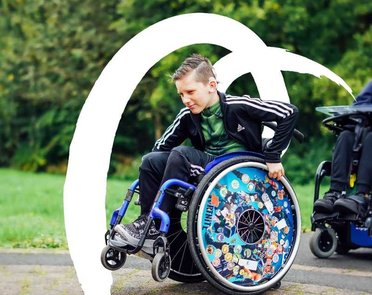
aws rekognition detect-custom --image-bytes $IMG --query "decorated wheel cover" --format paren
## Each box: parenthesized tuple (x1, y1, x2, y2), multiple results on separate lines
(197, 162, 300, 290)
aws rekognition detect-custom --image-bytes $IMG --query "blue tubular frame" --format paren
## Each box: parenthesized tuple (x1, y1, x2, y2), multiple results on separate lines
(109, 152, 264, 253)
(150, 179, 196, 233)
(110, 179, 139, 227)
(110, 152, 263, 229)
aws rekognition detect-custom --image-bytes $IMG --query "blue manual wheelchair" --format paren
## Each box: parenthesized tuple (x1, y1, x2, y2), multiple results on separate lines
(310, 105, 372, 258)
(101, 132, 303, 294)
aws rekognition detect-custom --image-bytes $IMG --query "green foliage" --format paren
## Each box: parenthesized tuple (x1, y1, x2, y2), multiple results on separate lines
(0, 0, 371, 183)
(283, 135, 334, 185)
(0, 0, 122, 170)
(109, 155, 142, 181)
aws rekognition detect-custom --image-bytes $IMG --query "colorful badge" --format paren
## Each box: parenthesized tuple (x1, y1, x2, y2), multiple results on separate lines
(231, 179, 240, 189)
(242, 174, 250, 184)
(220, 186, 228, 198)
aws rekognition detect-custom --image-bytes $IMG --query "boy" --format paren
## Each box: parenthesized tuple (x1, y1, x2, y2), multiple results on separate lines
(113, 54, 299, 247)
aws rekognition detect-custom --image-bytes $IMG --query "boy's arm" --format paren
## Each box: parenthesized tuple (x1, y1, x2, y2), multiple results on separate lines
(152, 108, 189, 152)
(257, 99, 298, 180)
(263, 102, 299, 164)
(243, 97, 299, 163)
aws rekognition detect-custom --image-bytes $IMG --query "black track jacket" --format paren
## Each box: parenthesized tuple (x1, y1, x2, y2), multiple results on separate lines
(153, 92, 299, 163)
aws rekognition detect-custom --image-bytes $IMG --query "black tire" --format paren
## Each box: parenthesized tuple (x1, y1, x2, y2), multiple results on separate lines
(272, 281, 281, 290)
(309, 228, 337, 258)
(100, 245, 126, 271)
(187, 156, 301, 295)
(167, 210, 204, 283)
(152, 253, 171, 282)
(104, 230, 110, 244)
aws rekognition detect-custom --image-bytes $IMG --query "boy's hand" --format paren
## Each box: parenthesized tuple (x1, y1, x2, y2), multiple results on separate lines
(266, 162, 285, 180)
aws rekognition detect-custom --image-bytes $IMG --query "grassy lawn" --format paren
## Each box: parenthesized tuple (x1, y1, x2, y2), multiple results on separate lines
(0, 168, 138, 249)
(0, 168, 320, 249)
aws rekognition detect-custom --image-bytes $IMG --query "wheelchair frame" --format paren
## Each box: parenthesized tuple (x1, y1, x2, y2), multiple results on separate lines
(101, 151, 302, 294)
(310, 107, 372, 258)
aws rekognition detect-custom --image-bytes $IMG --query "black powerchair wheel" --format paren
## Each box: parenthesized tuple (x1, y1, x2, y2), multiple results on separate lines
(309, 228, 337, 258)
(187, 156, 301, 294)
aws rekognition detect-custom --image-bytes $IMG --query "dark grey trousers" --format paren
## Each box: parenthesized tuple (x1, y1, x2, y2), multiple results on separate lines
(331, 129, 372, 193)
(138, 146, 214, 214)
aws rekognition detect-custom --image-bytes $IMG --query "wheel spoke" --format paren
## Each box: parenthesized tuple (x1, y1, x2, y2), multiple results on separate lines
(172, 238, 188, 261)
(177, 240, 188, 272)
(167, 228, 183, 242)
(253, 214, 261, 223)
(237, 209, 264, 244)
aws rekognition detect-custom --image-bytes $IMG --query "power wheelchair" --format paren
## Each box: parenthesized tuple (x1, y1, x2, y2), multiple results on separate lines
(310, 105, 372, 258)
(101, 126, 304, 295)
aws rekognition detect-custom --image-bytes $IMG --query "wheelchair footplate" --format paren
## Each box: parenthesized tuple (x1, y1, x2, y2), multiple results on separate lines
(102, 226, 162, 271)
(311, 212, 338, 224)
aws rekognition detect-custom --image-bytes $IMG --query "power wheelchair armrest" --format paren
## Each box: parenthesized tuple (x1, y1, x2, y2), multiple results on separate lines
(322, 112, 372, 134)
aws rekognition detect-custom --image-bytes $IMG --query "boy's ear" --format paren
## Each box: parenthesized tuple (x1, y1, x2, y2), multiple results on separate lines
(208, 77, 218, 90)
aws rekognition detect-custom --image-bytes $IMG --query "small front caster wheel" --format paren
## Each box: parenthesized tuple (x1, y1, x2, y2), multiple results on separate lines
(151, 253, 171, 282)
(101, 245, 127, 270)
(309, 228, 337, 258)
(272, 280, 281, 290)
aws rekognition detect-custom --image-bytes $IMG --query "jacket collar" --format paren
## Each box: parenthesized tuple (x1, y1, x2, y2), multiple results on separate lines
(218, 91, 227, 114)
(189, 91, 227, 145)
(190, 91, 226, 121)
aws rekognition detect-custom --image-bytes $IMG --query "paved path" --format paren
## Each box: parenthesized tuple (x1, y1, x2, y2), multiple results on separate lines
(0, 233, 371, 295)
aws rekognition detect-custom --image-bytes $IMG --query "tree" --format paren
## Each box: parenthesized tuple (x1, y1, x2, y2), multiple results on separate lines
(0, 0, 123, 169)
(0, 0, 371, 184)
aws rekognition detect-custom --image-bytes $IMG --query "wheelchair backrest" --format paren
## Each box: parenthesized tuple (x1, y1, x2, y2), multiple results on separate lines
(204, 151, 264, 173)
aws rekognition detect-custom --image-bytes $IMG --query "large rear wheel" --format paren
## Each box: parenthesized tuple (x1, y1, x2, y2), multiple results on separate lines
(187, 156, 301, 294)
(167, 209, 204, 283)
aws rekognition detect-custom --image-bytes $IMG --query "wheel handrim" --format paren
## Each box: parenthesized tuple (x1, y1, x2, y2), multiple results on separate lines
(196, 162, 301, 291)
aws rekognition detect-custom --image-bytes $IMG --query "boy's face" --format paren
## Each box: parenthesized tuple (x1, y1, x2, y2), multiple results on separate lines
(175, 70, 218, 114)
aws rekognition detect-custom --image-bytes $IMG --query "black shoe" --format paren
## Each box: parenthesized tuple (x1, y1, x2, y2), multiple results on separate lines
(313, 190, 341, 214)
(333, 193, 368, 217)
(113, 215, 160, 249)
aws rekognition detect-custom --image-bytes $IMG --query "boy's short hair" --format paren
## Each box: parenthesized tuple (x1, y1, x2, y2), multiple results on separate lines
(172, 54, 216, 84)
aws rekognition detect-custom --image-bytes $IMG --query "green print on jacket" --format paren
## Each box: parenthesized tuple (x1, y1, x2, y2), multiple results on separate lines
(201, 101, 247, 156)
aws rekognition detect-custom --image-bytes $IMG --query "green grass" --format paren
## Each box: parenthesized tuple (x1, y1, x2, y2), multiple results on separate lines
(0, 168, 139, 249)
(0, 168, 320, 249)
(292, 183, 318, 232)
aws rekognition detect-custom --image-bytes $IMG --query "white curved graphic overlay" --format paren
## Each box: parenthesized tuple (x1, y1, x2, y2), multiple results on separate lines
(215, 48, 352, 96)
(63, 13, 352, 295)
